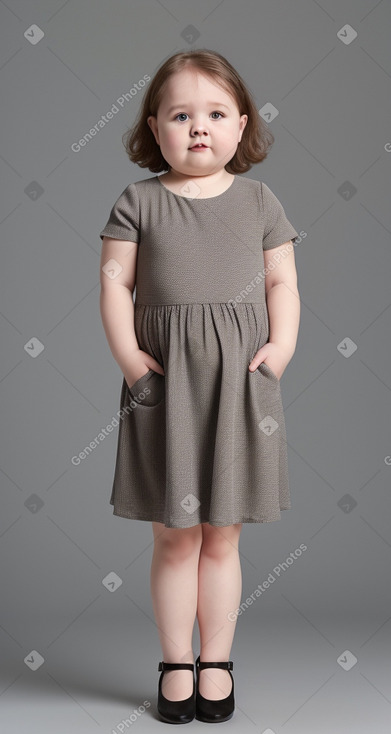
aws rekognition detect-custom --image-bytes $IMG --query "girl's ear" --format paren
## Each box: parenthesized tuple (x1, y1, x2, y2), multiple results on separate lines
(239, 114, 248, 141)
(147, 116, 159, 145)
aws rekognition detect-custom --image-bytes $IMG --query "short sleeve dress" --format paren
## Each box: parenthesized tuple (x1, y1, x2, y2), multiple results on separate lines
(99, 174, 299, 528)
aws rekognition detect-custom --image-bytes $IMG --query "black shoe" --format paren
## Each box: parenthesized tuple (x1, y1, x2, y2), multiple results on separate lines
(195, 655, 235, 723)
(157, 661, 195, 724)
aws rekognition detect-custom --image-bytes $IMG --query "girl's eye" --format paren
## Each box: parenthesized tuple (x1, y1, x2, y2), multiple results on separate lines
(174, 112, 224, 122)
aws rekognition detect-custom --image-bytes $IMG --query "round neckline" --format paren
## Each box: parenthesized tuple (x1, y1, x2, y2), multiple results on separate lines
(156, 174, 237, 201)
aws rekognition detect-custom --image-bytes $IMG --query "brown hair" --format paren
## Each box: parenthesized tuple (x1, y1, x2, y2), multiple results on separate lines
(122, 49, 274, 174)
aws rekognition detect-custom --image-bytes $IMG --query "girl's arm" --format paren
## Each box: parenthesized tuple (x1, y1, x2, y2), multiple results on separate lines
(249, 242, 300, 379)
(99, 237, 163, 387)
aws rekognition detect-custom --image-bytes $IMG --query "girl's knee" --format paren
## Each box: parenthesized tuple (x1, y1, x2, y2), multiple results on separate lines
(152, 522, 203, 560)
(201, 523, 242, 557)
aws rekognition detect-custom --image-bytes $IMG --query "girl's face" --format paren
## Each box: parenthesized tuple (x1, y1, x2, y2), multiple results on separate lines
(148, 68, 248, 178)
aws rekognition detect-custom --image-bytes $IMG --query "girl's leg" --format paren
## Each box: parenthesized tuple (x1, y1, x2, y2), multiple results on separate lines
(150, 520, 203, 701)
(197, 522, 243, 700)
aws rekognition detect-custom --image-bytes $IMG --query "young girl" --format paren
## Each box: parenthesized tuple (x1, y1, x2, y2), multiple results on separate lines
(99, 49, 300, 724)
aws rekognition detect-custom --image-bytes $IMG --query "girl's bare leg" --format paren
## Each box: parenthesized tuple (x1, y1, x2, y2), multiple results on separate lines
(197, 522, 243, 700)
(150, 521, 203, 701)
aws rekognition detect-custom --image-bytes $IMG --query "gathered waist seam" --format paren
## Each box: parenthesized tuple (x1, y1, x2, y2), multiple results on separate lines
(135, 302, 264, 307)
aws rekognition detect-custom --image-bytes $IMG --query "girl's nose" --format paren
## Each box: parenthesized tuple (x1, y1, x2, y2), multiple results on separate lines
(190, 121, 209, 136)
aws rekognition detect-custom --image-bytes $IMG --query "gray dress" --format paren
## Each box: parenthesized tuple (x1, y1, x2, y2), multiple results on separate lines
(99, 174, 298, 528)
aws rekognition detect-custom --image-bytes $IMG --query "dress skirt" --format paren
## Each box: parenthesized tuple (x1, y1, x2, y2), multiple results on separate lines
(110, 301, 290, 528)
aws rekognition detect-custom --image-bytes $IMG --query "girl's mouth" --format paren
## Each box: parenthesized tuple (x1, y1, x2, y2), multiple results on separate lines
(189, 144, 209, 151)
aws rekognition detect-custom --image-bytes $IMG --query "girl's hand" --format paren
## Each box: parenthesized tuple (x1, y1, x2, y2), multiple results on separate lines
(124, 350, 164, 390)
(248, 343, 291, 381)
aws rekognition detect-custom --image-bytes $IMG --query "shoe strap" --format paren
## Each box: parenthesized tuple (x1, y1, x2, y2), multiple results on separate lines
(158, 661, 194, 672)
(197, 659, 233, 671)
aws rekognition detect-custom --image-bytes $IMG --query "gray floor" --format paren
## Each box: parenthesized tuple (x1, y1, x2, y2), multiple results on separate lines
(1, 612, 390, 733)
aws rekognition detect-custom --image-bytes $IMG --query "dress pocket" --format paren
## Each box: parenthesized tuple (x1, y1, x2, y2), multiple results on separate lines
(126, 368, 165, 408)
(256, 361, 280, 383)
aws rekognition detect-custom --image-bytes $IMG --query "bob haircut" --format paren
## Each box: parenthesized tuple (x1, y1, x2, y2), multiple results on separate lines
(122, 49, 274, 174)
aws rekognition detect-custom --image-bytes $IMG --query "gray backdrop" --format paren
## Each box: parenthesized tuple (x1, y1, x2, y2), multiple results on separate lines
(1, 1, 390, 732)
